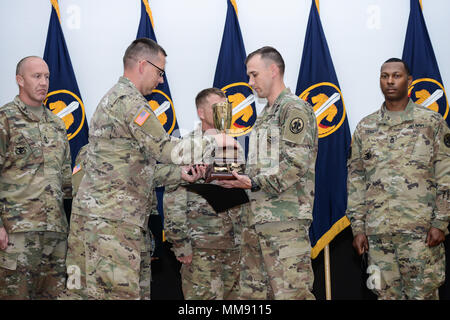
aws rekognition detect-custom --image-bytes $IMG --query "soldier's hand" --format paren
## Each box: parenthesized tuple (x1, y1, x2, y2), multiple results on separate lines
(0, 227, 9, 250)
(352, 233, 368, 255)
(177, 254, 192, 265)
(181, 165, 205, 183)
(215, 170, 251, 189)
(426, 227, 445, 247)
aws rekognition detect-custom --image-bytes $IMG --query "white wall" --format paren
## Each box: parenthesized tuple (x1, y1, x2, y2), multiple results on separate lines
(1, 0, 449, 134)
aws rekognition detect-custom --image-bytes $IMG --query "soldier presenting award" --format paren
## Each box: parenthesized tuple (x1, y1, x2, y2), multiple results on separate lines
(63, 39, 236, 300)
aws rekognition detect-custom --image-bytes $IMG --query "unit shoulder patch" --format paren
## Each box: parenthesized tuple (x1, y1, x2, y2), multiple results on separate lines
(282, 108, 307, 144)
(444, 133, 450, 148)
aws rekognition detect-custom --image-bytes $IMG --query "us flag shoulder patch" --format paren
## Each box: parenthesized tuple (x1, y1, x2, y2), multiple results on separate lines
(134, 108, 151, 126)
(72, 163, 81, 175)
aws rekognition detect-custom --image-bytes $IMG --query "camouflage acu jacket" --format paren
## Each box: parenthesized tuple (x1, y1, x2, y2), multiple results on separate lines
(245, 88, 318, 226)
(71, 144, 87, 198)
(0, 96, 72, 233)
(346, 100, 450, 236)
(73, 144, 181, 203)
(164, 124, 242, 257)
(72, 77, 215, 228)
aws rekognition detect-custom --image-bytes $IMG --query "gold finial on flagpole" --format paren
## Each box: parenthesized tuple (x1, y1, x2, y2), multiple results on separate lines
(230, 0, 238, 17)
(142, 0, 155, 30)
(50, 0, 61, 22)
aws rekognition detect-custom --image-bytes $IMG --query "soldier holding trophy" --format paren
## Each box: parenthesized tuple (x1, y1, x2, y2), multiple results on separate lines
(217, 46, 318, 300)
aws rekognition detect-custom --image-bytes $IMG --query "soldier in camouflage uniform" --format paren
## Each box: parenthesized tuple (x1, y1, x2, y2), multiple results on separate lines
(70, 143, 181, 298)
(0, 56, 72, 299)
(218, 47, 318, 300)
(347, 58, 450, 300)
(71, 144, 87, 198)
(164, 88, 242, 300)
(63, 38, 232, 300)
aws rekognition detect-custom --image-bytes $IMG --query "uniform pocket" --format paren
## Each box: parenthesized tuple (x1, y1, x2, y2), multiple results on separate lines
(0, 232, 26, 270)
(410, 127, 433, 165)
(0, 250, 18, 270)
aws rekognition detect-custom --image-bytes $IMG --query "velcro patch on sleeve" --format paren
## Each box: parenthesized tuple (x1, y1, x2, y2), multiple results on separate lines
(444, 133, 450, 149)
(282, 108, 307, 144)
(134, 107, 151, 127)
(72, 163, 81, 175)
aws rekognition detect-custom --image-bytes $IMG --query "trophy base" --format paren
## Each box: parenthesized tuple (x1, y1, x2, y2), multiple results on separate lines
(205, 162, 246, 183)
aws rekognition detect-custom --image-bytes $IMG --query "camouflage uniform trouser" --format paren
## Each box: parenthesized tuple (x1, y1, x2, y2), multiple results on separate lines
(367, 233, 445, 300)
(180, 247, 240, 300)
(239, 220, 315, 300)
(61, 214, 151, 300)
(0, 231, 67, 299)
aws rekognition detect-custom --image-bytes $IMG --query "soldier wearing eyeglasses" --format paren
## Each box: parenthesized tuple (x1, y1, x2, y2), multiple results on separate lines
(62, 38, 236, 300)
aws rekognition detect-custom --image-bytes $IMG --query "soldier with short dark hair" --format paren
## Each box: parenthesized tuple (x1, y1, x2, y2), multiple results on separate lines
(218, 46, 318, 300)
(0, 56, 72, 299)
(347, 58, 450, 299)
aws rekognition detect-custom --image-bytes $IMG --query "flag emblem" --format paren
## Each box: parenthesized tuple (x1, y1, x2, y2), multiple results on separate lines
(408, 78, 449, 119)
(134, 108, 151, 126)
(44, 90, 86, 141)
(72, 163, 81, 175)
(299, 82, 347, 138)
(147, 90, 177, 134)
(221, 82, 256, 137)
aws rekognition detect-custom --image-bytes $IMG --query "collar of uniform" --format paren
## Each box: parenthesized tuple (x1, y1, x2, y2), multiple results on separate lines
(193, 121, 203, 136)
(264, 87, 292, 115)
(14, 95, 50, 122)
(118, 76, 143, 97)
(379, 99, 415, 125)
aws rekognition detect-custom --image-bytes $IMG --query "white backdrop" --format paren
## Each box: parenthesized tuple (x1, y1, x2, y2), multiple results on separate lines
(1, 0, 449, 134)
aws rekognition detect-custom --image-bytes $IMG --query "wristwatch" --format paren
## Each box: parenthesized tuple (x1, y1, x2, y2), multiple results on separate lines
(250, 178, 261, 192)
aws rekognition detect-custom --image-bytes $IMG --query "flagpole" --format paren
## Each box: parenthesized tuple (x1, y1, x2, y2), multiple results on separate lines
(313, 0, 331, 299)
(324, 244, 331, 300)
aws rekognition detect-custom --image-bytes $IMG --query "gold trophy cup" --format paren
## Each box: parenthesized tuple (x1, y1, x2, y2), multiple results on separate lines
(205, 101, 246, 183)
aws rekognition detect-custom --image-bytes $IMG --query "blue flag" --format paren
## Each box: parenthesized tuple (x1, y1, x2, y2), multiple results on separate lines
(295, 0, 351, 259)
(213, 0, 257, 156)
(137, 0, 179, 136)
(43, 0, 89, 168)
(137, 0, 180, 242)
(402, 0, 449, 126)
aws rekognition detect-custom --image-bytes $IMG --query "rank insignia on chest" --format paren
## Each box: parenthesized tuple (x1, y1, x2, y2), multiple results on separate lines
(134, 108, 151, 126)
(15, 146, 26, 155)
(363, 150, 372, 160)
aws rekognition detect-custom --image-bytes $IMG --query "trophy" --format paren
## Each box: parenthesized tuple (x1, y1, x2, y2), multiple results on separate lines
(205, 100, 246, 183)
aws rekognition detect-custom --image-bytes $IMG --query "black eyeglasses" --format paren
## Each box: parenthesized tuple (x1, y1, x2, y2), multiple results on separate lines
(145, 60, 165, 77)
